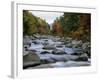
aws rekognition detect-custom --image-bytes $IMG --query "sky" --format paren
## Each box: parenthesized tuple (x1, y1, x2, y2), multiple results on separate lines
(29, 11, 64, 24)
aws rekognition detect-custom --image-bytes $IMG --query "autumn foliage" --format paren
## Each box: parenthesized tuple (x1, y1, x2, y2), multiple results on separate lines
(52, 13, 91, 41)
(23, 10, 91, 42)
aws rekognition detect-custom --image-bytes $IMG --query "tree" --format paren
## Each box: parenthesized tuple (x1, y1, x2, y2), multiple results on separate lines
(52, 12, 91, 42)
(23, 10, 50, 35)
(23, 10, 39, 35)
(52, 19, 63, 36)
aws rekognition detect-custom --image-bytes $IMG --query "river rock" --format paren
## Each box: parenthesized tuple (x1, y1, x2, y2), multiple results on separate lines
(82, 42, 90, 50)
(42, 45, 56, 50)
(33, 34, 41, 38)
(42, 41, 49, 45)
(24, 45, 30, 51)
(23, 61, 41, 69)
(82, 42, 91, 58)
(23, 36, 32, 45)
(72, 40, 82, 45)
(23, 51, 41, 69)
(72, 40, 83, 48)
(40, 58, 55, 64)
(65, 43, 73, 48)
(75, 53, 88, 61)
(52, 49, 67, 55)
(23, 51, 40, 62)
(72, 48, 84, 55)
(85, 49, 91, 58)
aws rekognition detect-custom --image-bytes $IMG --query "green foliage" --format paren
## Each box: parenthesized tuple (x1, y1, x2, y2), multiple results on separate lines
(23, 10, 91, 42)
(23, 10, 38, 35)
(23, 10, 50, 36)
(52, 12, 91, 41)
(59, 13, 80, 35)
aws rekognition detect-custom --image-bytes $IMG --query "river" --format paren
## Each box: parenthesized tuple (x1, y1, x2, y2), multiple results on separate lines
(23, 34, 90, 69)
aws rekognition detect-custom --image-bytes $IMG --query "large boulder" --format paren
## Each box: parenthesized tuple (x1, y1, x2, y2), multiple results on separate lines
(23, 51, 40, 62)
(23, 51, 41, 69)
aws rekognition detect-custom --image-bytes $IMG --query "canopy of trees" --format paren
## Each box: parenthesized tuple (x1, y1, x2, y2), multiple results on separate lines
(52, 12, 91, 41)
(23, 10, 91, 42)
(23, 10, 50, 35)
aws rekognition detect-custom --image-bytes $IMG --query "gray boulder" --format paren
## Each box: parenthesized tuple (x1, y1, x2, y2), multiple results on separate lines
(23, 51, 41, 69)
(23, 51, 40, 62)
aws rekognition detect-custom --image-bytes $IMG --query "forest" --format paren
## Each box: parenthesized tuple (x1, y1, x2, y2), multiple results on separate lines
(23, 10, 91, 42)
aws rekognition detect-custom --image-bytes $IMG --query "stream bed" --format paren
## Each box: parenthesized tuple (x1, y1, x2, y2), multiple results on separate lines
(23, 34, 91, 69)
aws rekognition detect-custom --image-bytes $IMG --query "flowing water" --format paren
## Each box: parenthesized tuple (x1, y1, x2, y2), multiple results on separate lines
(24, 35, 90, 69)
